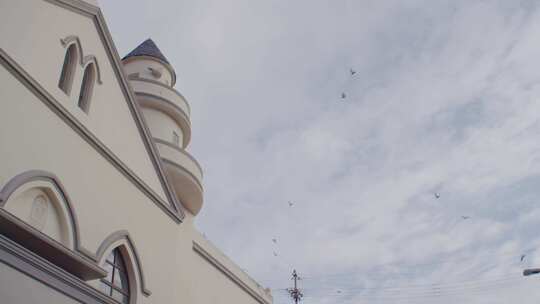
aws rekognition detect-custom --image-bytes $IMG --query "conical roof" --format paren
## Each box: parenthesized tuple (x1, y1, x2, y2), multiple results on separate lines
(123, 38, 171, 64)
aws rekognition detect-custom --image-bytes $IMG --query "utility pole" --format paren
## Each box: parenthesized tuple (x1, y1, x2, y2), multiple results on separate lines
(287, 269, 303, 304)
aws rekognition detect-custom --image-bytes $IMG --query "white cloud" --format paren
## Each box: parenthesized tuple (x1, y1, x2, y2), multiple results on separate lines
(100, 0, 540, 302)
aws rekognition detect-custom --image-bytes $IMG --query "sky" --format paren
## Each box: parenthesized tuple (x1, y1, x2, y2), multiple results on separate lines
(100, 0, 540, 303)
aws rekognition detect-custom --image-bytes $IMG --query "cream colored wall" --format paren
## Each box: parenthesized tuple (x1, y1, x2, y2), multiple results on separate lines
(0, 1, 272, 304)
(0, 263, 80, 304)
(0, 62, 180, 304)
(141, 108, 184, 145)
(124, 59, 173, 86)
(0, 0, 169, 202)
(174, 217, 273, 304)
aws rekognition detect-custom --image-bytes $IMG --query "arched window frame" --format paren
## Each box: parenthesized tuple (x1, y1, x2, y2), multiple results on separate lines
(100, 247, 131, 304)
(58, 36, 103, 114)
(96, 231, 152, 302)
(78, 61, 96, 113)
(58, 43, 79, 94)
(1, 179, 76, 248)
(0, 170, 106, 280)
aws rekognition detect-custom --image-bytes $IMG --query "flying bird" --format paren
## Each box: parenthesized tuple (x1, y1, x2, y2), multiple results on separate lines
(336, 290, 342, 294)
(434, 193, 440, 199)
(288, 201, 294, 207)
(341, 93, 347, 99)
(521, 254, 527, 262)
(272, 238, 277, 244)
(461, 216, 470, 220)
(350, 68, 356, 76)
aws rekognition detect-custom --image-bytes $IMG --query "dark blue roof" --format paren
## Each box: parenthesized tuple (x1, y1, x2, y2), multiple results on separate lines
(123, 38, 170, 64)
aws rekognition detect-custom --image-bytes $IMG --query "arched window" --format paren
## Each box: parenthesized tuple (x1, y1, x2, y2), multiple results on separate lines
(100, 248, 130, 303)
(58, 44, 78, 94)
(78, 63, 96, 113)
(2, 181, 74, 248)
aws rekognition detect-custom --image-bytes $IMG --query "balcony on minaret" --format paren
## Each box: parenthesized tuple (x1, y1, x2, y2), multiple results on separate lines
(154, 139, 203, 215)
(122, 39, 204, 216)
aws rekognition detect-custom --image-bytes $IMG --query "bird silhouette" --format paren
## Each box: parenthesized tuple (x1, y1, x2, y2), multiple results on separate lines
(434, 193, 441, 199)
(341, 93, 347, 99)
(461, 216, 470, 220)
(350, 68, 356, 76)
(336, 290, 342, 294)
(521, 254, 526, 262)
(288, 201, 294, 207)
(272, 238, 277, 244)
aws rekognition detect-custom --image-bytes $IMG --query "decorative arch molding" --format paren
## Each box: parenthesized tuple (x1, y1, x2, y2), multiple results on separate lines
(58, 42, 79, 94)
(82, 55, 103, 84)
(0, 170, 81, 247)
(0, 172, 152, 294)
(60, 35, 103, 84)
(0, 170, 106, 280)
(96, 230, 152, 297)
(60, 35, 84, 65)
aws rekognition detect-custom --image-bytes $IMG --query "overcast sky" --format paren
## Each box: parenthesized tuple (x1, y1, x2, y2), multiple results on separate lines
(100, 1, 540, 303)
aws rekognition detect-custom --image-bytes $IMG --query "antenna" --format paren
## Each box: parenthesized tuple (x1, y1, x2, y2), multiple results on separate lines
(287, 270, 304, 304)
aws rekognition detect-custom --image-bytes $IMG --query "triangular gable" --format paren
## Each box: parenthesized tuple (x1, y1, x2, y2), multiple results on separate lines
(0, 0, 184, 222)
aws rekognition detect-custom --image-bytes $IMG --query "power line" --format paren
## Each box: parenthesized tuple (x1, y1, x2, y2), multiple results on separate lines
(274, 271, 525, 291)
(300, 246, 538, 281)
(302, 277, 531, 301)
(273, 272, 533, 301)
(304, 276, 524, 295)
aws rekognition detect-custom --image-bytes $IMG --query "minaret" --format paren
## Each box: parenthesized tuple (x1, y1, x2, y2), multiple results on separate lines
(122, 39, 203, 216)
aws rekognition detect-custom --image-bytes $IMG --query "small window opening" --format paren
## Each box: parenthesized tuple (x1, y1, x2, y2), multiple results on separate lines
(78, 63, 96, 113)
(172, 131, 180, 146)
(58, 44, 78, 94)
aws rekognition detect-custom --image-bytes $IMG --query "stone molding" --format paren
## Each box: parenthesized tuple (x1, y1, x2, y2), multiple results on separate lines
(0, 208, 106, 280)
(60, 35, 103, 84)
(0, 234, 117, 304)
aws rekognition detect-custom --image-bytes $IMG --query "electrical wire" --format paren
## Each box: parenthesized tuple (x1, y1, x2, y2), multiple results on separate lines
(299, 246, 537, 281)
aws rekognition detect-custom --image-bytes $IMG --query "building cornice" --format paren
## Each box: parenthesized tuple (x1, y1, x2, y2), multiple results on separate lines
(0, 208, 106, 280)
(0, 234, 118, 304)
